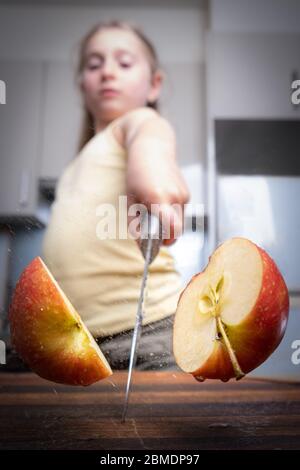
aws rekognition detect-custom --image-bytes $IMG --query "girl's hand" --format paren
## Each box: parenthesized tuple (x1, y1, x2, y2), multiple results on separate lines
(123, 108, 190, 246)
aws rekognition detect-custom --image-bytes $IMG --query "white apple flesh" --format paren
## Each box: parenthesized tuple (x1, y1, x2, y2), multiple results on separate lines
(173, 237, 289, 381)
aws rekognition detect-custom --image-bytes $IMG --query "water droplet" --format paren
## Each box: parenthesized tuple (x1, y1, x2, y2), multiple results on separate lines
(208, 422, 230, 429)
(107, 379, 118, 389)
(194, 375, 205, 382)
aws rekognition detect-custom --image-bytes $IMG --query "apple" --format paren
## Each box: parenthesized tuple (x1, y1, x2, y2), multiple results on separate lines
(173, 237, 289, 382)
(9, 257, 112, 385)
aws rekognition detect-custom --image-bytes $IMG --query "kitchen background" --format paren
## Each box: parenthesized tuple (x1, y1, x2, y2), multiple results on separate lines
(0, 0, 299, 380)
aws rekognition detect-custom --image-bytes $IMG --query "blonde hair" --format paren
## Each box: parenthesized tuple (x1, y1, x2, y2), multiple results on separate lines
(77, 20, 162, 151)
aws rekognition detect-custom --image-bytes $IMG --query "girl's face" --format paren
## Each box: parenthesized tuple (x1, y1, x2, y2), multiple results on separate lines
(80, 28, 162, 129)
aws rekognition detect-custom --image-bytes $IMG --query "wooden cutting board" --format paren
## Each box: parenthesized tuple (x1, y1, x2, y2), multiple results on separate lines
(0, 371, 300, 450)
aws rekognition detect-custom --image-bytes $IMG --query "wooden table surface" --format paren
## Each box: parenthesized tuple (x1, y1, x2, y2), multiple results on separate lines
(0, 371, 300, 450)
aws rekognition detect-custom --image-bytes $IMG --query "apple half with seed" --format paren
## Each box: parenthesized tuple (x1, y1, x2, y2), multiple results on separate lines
(173, 237, 289, 382)
(9, 257, 112, 385)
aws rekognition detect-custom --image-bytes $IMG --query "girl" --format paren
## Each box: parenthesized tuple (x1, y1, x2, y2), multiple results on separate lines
(42, 20, 189, 371)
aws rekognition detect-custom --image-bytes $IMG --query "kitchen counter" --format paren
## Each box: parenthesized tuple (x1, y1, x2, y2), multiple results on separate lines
(0, 371, 300, 450)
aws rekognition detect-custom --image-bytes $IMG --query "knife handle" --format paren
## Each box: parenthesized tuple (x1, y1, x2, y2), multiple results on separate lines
(139, 212, 163, 264)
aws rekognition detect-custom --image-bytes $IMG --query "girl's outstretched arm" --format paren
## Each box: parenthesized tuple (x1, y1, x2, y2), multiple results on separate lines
(121, 107, 190, 245)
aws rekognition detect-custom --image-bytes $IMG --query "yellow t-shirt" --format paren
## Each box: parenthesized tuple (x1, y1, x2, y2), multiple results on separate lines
(41, 119, 183, 337)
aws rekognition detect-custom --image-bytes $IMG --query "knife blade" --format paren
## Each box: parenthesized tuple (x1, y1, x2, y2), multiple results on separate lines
(121, 212, 163, 423)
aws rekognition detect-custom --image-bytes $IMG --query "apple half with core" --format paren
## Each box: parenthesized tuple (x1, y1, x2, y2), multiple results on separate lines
(173, 237, 289, 382)
(9, 257, 112, 385)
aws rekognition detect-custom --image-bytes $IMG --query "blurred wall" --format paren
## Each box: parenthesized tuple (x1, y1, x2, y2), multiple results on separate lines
(210, 0, 300, 32)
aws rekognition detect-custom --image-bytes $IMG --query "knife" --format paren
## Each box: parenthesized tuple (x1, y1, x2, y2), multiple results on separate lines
(121, 211, 163, 423)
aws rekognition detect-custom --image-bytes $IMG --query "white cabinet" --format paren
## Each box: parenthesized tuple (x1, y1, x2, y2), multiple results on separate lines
(0, 60, 82, 221)
(207, 33, 300, 119)
(0, 61, 44, 218)
(161, 61, 206, 167)
(40, 62, 82, 180)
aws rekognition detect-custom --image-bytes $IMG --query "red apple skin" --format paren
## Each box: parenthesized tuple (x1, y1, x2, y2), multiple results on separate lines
(9, 257, 112, 386)
(176, 239, 290, 381)
(225, 245, 289, 375)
